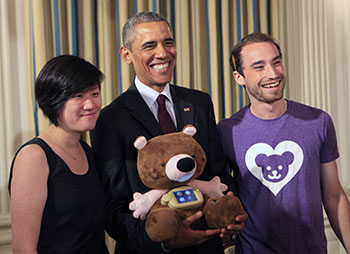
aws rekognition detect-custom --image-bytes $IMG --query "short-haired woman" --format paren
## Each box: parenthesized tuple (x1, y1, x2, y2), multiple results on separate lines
(9, 55, 108, 254)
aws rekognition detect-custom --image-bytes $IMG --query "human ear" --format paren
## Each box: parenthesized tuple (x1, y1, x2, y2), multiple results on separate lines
(120, 46, 132, 65)
(233, 70, 245, 86)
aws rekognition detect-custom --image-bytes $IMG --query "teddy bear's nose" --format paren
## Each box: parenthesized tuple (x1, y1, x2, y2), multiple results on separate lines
(177, 157, 195, 172)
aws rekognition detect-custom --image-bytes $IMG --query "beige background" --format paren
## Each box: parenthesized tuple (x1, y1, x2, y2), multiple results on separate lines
(1, 0, 349, 253)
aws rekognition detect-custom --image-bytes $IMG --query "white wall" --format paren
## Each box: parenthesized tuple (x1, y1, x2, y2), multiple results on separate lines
(0, 0, 30, 252)
(285, 0, 349, 253)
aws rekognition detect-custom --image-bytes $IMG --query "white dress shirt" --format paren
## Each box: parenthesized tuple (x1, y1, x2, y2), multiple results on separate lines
(134, 76, 177, 128)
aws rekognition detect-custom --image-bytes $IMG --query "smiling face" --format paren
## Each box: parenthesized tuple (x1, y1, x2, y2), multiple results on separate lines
(120, 21, 176, 92)
(58, 85, 102, 133)
(234, 42, 286, 105)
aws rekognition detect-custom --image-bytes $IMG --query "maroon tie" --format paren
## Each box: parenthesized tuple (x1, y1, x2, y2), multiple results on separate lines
(157, 94, 176, 134)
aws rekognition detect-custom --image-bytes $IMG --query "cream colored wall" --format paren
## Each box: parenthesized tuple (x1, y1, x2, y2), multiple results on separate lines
(285, 0, 349, 253)
(0, 0, 30, 252)
(0, 0, 349, 253)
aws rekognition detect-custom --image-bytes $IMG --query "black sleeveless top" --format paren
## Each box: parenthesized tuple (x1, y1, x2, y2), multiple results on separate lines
(9, 137, 108, 254)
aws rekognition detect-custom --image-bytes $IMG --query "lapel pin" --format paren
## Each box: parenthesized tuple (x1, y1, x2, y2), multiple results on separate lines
(184, 107, 191, 112)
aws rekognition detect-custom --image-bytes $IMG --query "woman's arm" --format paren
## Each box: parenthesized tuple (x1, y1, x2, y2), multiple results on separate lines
(10, 144, 49, 254)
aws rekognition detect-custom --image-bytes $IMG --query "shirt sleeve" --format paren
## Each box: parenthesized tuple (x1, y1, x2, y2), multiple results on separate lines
(320, 112, 339, 163)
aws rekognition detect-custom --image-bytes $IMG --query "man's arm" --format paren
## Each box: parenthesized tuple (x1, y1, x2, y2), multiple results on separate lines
(91, 113, 162, 253)
(321, 160, 350, 253)
(200, 94, 247, 234)
(201, 93, 236, 191)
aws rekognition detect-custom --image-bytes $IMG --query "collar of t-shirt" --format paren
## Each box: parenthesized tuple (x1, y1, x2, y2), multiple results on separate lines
(134, 76, 177, 126)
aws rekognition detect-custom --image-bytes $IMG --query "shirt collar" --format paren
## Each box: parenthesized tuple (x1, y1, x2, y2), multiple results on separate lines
(134, 76, 173, 106)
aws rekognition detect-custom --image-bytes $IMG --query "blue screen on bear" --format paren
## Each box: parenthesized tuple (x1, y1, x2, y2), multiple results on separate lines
(173, 189, 198, 203)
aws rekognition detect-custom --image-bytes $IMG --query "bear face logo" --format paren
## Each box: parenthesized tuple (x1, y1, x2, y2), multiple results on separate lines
(245, 141, 304, 196)
(255, 152, 294, 183)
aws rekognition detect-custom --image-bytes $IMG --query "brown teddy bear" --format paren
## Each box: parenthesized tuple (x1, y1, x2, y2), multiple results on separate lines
(129, 125, 245, 243)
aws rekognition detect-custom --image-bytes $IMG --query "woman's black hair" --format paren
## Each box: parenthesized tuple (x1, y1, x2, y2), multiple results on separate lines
(35, 55, 104, 126)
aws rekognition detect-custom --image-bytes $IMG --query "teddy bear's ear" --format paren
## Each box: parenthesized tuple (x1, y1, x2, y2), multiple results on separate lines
(182, 124, 197, 137)
(134, 136, 148, 150)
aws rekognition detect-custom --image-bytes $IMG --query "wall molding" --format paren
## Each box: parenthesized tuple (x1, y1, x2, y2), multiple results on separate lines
(0, 214, 11, 246)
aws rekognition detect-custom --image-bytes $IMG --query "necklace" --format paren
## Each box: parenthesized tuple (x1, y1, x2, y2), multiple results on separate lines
(59, 143, 81, 161)
(70, 154, 78, 160)
(46, 132, 81, 162)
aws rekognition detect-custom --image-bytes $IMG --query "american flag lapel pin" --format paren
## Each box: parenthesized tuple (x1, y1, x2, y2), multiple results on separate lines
(184, 107, 191, 112)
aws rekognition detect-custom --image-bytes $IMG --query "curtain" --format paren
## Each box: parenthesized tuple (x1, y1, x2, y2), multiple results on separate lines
(25, 0, 284, 136)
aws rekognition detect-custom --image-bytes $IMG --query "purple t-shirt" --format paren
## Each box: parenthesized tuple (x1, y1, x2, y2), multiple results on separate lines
(218, 100, 339, 254)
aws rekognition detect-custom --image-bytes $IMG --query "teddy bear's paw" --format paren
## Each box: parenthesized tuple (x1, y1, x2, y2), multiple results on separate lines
(203, 195, 244, 228)
(146, 208, 181, 243)
(211, 176, 228, 193)
(129, 189, 169, 219)
(129, 192, 150, 219)
(188, 176, 228, 198)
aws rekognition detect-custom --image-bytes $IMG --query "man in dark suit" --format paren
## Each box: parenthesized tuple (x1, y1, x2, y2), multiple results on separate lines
(92, 11, 246, 254)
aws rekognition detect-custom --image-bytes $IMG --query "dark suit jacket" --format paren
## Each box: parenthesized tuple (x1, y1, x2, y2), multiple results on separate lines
(91, 83, 235, 254)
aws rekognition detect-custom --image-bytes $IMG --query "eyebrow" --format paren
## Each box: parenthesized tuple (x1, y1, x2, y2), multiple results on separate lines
(250, 60, 265, 68)
(141, 41, 156, 48)
(164, 38, 174, 43)
(250, 55, 282, 68)
(86, 85, 100, 92)
(140, 37, 174, 49)
(272, 55, 282, 61)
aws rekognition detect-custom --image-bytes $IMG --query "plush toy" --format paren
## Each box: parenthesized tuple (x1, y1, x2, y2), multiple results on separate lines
(129, 125, 245, 243)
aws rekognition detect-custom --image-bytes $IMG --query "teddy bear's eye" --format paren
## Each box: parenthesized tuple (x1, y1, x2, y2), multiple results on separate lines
(191, 154, 196, 158)
(161, 162, 165, 166)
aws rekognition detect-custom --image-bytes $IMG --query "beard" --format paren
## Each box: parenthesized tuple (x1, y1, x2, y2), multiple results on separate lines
(245, 81, 285, 104)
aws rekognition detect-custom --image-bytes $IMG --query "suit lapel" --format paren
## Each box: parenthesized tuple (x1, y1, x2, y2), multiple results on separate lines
(171, 85, 194, 130)
(124, 84, 163, 137)
(124, 84, 194, 135)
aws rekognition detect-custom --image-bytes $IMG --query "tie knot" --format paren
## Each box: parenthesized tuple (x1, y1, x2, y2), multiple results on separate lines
(157, 94, 166, 107)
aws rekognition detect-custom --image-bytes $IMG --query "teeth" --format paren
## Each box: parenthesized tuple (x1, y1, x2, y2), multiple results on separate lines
(152, 63, 169, 70)
(262, 81, 279, 88)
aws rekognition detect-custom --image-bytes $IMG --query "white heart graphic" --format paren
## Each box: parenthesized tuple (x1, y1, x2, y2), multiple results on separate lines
(245, 141, 303, 196)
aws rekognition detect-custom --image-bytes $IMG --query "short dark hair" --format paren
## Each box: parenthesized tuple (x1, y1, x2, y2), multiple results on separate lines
(230, 32, 282, 75)
(122, 11, 172, 50)
(35, 55, 104, 126)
